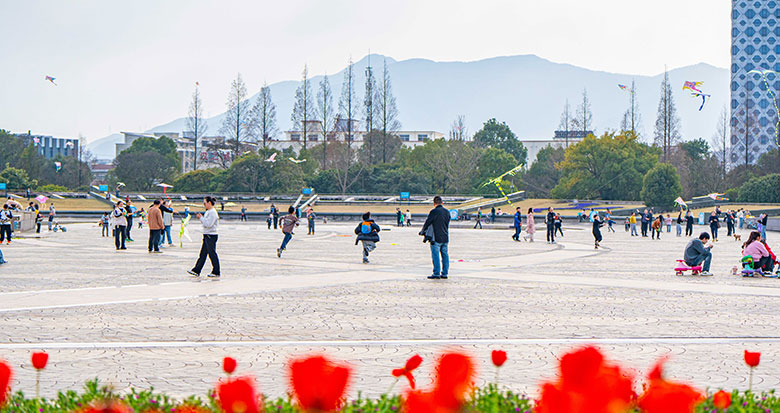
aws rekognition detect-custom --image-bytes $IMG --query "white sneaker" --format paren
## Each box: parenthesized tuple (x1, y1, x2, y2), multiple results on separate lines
(699, 271, 713, 276)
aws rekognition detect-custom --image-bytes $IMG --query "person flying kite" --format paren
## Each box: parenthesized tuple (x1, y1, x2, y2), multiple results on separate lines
(45, 76, 57, 86)
(682, 81, 703, 94)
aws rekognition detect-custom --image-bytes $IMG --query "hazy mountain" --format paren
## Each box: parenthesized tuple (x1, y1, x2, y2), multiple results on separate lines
(88, 54, 728, 160)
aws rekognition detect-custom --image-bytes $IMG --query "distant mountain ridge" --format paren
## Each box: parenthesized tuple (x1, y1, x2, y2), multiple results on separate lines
(87, 54, 729, 160)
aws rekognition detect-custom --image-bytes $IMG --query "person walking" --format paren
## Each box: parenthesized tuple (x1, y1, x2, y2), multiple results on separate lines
(629, 212, 638, 236)
(605, 209, 615, 233)
(101, 213, 110, 237)
(277, 206, 299, 257)
(396, 208, 403, 227)
(48, 203, 56, 231)
(112, 201, 127, 250)
(523, 208, 536, 242)
(188, 196, 220, 278)
(355, 212, 381, 263)
(592, 212, 604, 249)
(405, 209, 412, 227)
(545, 207, 556, 244)
(474, 208, 483, 229)
(512, 207, 522, 241)
(307, 208, 316, 235)
(0, 204, 13, 244)
(271, 204, 279, 229)
(708, 211, 720, 242)
(160, 200, 174, 247)
(422, 196, 450, 279)
(676, 211, 683, 237)
(147, 200, 164, 253)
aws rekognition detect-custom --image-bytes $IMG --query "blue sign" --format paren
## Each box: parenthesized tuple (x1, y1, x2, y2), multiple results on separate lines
(698, 212, 706, 226)
(302, 188, 313, 195)
(400, 192, 410, 201)
(98, 185, 108, 192)
(0, 183, 5, 190)
(449, 209, 459, 220)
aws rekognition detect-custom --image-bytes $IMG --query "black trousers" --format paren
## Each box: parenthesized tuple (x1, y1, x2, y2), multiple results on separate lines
(546, 224, 555, 242)
(192, 234, 220, 275)
(727, 222, 733, 236)
(685, 224, 693, 236)
(148, 229, 161, 252)
(114, 225, 126, 249)
(593, 231, 602, 243)
(641, 222, 648, 236)
(126, 217, 133, 238)
(273, 216, 279, 229)
(555, 224, 563, 236)
(756, 256, 774, 272)
(0, 225, 11, 242)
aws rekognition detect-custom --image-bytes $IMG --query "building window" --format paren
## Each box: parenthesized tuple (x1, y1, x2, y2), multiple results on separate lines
(400, 134, 410, 141)
(291, 134, 301, 141)
(309, 134, 319, 141)
(417, 134, 429, 141)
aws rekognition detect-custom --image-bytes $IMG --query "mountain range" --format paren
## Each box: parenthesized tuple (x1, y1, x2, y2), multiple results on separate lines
(87, 54, 729, 160)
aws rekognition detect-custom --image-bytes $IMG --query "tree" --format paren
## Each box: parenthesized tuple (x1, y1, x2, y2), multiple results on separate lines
(173, 169, 219, 193)
(0, 166, 37, 189)
(472, 118, 527, 164)
(711, 105, 730, 180)
(558, 100, 573, 147)
(756, 147, 780, 176)
(476, 147, 518, 194)
(249, 82, 277, 148)
(551, 132, 660, 200)
(186, 84, 208, 171)
(220, 73, 250, 162)
(112, 136, 180, 190)
(641, 163, 683, 209)
(449, 115, 468, 141)
(679, 138, 710, 161)
(738, 174, 780, 203)
(360, 131, 402, 164)
(374, 59, 402, 162)
(653, 69, 682, 161)
(620, 80, 642, 137)
(223, 153, 269, 194)
(316, 75, 335, 168)
(364, 59, 377, 162)
(434, 140, 483, 194)
(574, 89, 593, 136)
(334, 58, 363, 193)
(733, 95, 760, 166)
(291, 65, 315, 149)
(520, 145, 565, 197)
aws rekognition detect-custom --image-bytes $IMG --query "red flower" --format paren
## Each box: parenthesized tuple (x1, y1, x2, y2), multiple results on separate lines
(637, 358, 704, 413)
(536, 346, 634, 413)
(77, 400, 133, 413)
(392, 354, 423, 389)
(223, 357, 237, 374)
(744, 350, 761, 368)
(491, 350, 507, 368)
(402, 352, 475, 413)
(0, 360, 11, 408)
(404, 390, 458, 413)
(712, 390, 731, 409)
(216, 376, 260, 413)
(289, 355, 352, 412)
(31, 351, 49, 370)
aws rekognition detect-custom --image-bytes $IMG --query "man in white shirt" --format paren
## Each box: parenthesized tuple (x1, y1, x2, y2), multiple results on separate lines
(188, 196, 220, 278)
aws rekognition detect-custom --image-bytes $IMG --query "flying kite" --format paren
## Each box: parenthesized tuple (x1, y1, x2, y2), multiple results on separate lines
(54, 161, 62, 172)
(682, 81, 703, 94)
(747, 68, 780, 147)
(265, 153, 277, 163)
(35, 195, 49, 205)
(674, 197, 688, 209)
(156, 183, 173, 202)
(65, 141, 74, 149)
(45, 76, 57, 86)
(618, 84, 628, 91)
(32, 137, 40, 146)
(178, 215, 192, 248)
(288, 157, 306, 164)
(707, 193, 729, 201)
(690, 92, 710, 111)
(481, 165, 523, 207)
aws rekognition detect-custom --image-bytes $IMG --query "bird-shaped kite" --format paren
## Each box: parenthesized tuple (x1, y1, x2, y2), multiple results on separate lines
(45, 76, 57, 86)
(288, 157, 306, 164)
(54, 162, 62, 172)
(690, 92, 710, 111)
(707, 193, 729, 201)
(618, 84, 628, 91)
(265, 153, 277, 163)
(682, 81, 703, 94)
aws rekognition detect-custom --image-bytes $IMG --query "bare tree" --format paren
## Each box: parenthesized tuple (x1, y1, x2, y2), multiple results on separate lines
(249, 82, 277, 148)
(373, 58, 401, 162)
(558, 99, 573, 147)
(363, 58, 377, 163)
(220, 73, 250, 162)
(573, 88, 593, 136)
(449, 115, 468, 141)
(653, 68, 682, 161)
(711, 105, 730, 180)
(316, 74, 334, 168)
(334, 58, 363, 193)
(187, 84, 208, 170)
(426, 141, 482, 194)
(291, 64, 315, 150)
(620, 80, 642, 138)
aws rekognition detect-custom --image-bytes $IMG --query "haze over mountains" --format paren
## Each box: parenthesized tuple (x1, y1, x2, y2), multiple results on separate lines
(87, 54, 729, 160)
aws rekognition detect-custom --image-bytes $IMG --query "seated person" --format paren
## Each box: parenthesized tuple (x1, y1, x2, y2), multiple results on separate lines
(684, 232, 713, 275)
(762, 241, 778, 274)
(742, 231, 772, 272)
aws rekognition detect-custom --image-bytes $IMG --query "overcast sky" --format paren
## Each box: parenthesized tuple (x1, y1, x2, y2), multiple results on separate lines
(0, 0, 731, 142)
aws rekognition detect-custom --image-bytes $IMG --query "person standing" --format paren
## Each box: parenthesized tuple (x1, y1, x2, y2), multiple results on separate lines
(725, 210, 735, 237)
(629, 212, 638, 236)
(396, 208, 403, 227)
(422, 196, 450, 280)
(188, 196, 220, 278)
(160, 200, 174, 247)
(605, 209, 615, 233)
(48, 203, 56, 231)
(405, 209, 412, 227)
(545, 207, 556, 244)
(524, 208, 536, 242)
(101, 213, 110, 237)
(490, 207, 496, 224)
(554, 213, 564, 237)
(112, 201, 127, 250)
(474, 208, 483, 229)
(512, 207, 522, 241)
(277, 206, 299, 257)
(0, 204, 13, 244)
(640, 209, 649, 237)
(708, 211, 720, 241)
(738, 209, 745, 229)
(271, 204, 279, 229)
(307, 208, 316, 235)
(147, 200, 163, 253)
(685, 210, 695, 236)
(26, 188, 30, 200)
(355, 212, 381, 263)
(759, 213, 768, 241)
(676, 211, 683, 237)
(592, 212, 604, 249)
(125, 200, 135, 241)
(240, 206, 247, 222)
(665, 214, 673, 233)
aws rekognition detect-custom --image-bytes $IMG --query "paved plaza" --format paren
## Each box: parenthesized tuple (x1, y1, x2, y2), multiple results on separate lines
(1, 218, 780, 399)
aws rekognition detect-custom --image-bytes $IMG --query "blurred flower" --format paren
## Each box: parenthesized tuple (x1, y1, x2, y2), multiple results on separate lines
(0, 360, 11, 408)
(712, 390, 731, 409)
(536, 346, 634, 413)
(744, 350, 761, 368)
(77, 400, 133, 413)
(403, 351, 475, 413)
(638, 358, 703, 413)
(289, 355, 352, 412)
(392, 355, 423, 389)
(223, 357, 237, 375)
(216, 376, 260, 413)
(31, 352, 49, 370)
(491, 350, 507, 368)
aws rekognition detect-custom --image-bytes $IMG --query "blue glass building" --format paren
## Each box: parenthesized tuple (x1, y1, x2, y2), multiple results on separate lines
(730, 0, 780, 165)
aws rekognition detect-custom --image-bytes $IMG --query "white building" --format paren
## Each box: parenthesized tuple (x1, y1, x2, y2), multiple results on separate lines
(281, 119, 444, 150)
(520, 130, 590, 164)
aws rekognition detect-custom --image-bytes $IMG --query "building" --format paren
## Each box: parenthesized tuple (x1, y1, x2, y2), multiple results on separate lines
(14, 131, 79, 160)
(730, 1, 780, 166)
(116, 132, 197, 173)
(89, 161, 115, 185)
(519, 130, 589, 165)
(281, 119, 445, 150)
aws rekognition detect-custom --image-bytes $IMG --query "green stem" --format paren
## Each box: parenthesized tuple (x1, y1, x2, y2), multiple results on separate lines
(749, 367, 754, 392)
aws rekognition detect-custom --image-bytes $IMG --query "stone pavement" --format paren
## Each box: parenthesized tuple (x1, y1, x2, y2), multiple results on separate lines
(1, 219, 780, 399)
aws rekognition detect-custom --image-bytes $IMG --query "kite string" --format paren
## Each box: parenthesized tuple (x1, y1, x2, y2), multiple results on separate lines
(760, 73, 780, 147)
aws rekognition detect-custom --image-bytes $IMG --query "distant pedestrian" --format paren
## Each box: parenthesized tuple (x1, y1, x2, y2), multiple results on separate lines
(709, 211, 720, 241)
(112, 201, 127, 250)
(545, 207, 556, 244)
(512, 207, 522, 241)
(651, 215, 662, 240)
(605, 209, 615, 233)
(490, 207, 496, 224)
(240, 206, 247, 221)
(147, 200, 163, 253)
(738, 209, 745, 229)
(422, 196, 450, 279)
(592, 212, 604, 249)
(355, 212, 381, 263)
(630, 212, 638, 236)
(524, 208, 536, 242)
(396, 208, 403, 227)
(101, 213, 110, 237)
(759, 213, 768, 240)
(685, 211, 694, 237)
(160, 200, 174, 247)
(48, 203, 56, 231)
(640, 209, 649, 237)
(405, 209, 412, 226)
(554, 213, 564, 237)
(125, 200, 135, 241)
(277, 206, 299, 258)
(266, 213, 272, 229)
(271, 204, 279, 229)
(26, 188, 30, 200)
(188, 196, 220, 278)
(676, 211, 683, 237)
(307, 208, 316, 235)
(0, 204, 13, 244)
(474, 208, 483, 229)
(665, 214, 673, 233)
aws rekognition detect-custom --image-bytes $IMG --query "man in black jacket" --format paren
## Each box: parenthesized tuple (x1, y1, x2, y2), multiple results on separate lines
(685, 210, 695, 237)
(545, 207, 556, 244)
(422, 196, 450, 280)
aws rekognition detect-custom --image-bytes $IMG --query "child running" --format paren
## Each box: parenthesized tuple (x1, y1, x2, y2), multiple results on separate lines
(354, 212, 381, 263)
(277, 206, 299, 258)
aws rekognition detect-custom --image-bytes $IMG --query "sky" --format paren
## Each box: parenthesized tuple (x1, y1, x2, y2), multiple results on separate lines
(0, 0, 731, 143)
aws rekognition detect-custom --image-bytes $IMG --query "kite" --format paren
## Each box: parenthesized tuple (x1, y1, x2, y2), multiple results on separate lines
(54, 161, 62, 172)
(65, 141, 74, 149)
(45, 76, 57, 86)
(35, 195, 49, 205)
(156, 183, 173, 202)
(618, 84, 628, 91)
(747, 68, 780, 147)
(288, 157, 306, 164)
(195, 81, 199, 86)
(481, 165, 523, 207)
(265, 153, 277, 163)
(690, 92, 710, 111)
(178, 215, 192, 248)
(32, 137, 40, 146)
(707, 193, 729, 201)
(673, 197, 688, 209)
(682, 81, 703, 94)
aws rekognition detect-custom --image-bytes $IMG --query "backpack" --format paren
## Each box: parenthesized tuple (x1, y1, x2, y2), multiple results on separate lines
(360, 221, 372, 234)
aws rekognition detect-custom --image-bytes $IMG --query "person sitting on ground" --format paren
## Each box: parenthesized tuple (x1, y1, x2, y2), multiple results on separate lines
(742, 230, 772, 273)
(354, 212, 381, 264)
(684, 232, 714, 276)
(761, 240, 778, 274)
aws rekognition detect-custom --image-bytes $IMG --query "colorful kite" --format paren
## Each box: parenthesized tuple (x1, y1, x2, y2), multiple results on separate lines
(682, 81, 703, 94)
(32, 137, 40, 146)
(54, 161, 62, 172)
(481, 165, 523, 207)
(747, 69, 780, 147)
(65, 141, 74, 149)
(156, 183, 173, 202)
(265, 153, 277, 163)
(288, 157, 306, 164)
(45, 76, 57, 86)
(690, 92, 710, 111)
(674, 197, 688, 209)
(707, 193, 729, 201)
(35, 195, 49, 205)
(178, 215, 192, 248)
(618, 84, 628, 91)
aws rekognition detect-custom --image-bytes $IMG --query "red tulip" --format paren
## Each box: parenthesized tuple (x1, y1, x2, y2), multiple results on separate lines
(0, 360, 11, 408)
(712, 390, 731, 409)
(744, 350, 761, 367)
(638, 357, 704, 413)
(31, 351, 48, 370)
(491, 350, 507, 367)
(223, 357, 237, 375)
(392, 354, 423, 389)
(289, 355, 352, 412)
(402, 351, 475, 413)
(216, 376, 260, 413)
(536, 346, 635, 413)
(76, 400, 133, 413)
